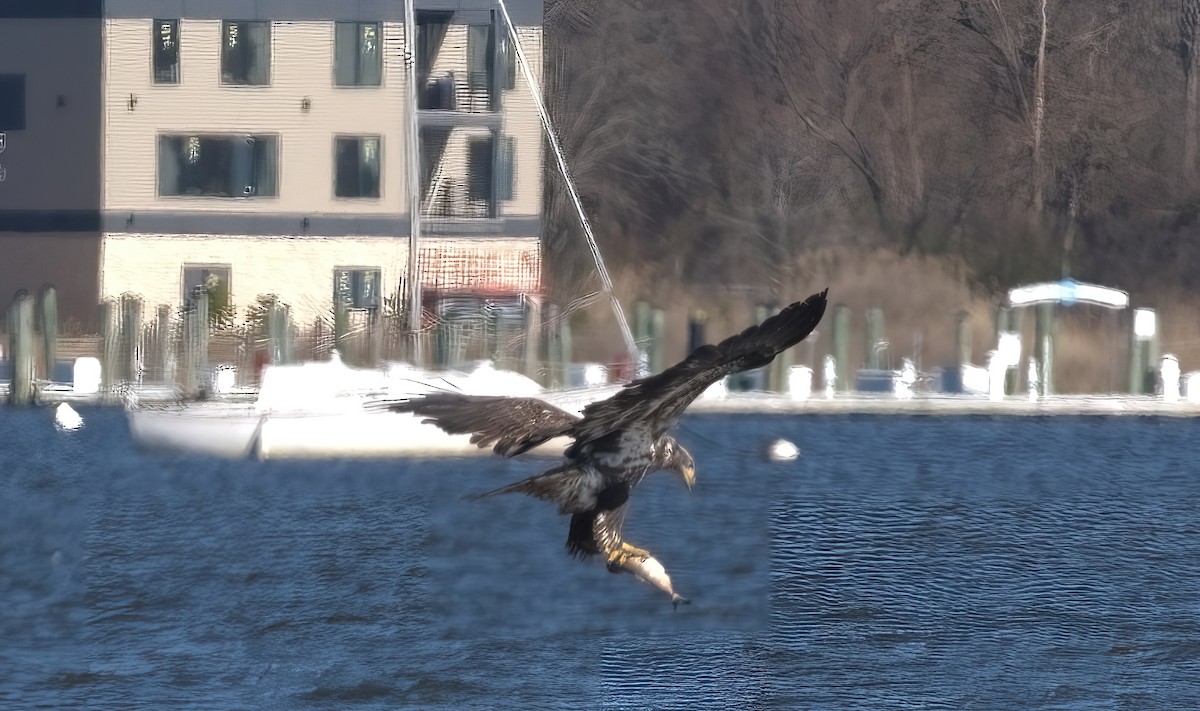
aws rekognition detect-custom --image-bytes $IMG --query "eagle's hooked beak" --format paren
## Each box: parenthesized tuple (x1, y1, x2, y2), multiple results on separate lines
(679, 462, 696, 491)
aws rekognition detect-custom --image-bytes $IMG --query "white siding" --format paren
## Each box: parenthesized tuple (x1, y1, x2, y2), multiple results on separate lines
(101, 234, 539, 325)
(505, 27, 544, 217)
(103, 19, 409, 214)
(100, 17, 544, 323)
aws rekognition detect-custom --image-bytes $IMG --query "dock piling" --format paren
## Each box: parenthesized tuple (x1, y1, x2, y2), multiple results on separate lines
(832, 304, 850, 392)
(99, 298, 120, 397)
(40, 286, 57, 383)
(7, 292, 35, 405)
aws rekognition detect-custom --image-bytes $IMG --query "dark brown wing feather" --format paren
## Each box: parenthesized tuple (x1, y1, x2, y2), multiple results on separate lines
(566, 482, 630, 559)
(384, 393, 580, 457)
(569, 289, 828, 452)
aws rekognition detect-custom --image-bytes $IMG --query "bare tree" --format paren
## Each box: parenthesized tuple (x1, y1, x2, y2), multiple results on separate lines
(1182, 0, 1200, 181)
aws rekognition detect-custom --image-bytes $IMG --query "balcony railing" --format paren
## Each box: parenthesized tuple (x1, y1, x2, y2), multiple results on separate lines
(419, 72, 494, 113)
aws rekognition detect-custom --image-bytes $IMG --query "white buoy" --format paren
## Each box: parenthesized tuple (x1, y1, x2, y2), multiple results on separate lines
(54, 402, 83, 431)
(766, 439, 800, 462)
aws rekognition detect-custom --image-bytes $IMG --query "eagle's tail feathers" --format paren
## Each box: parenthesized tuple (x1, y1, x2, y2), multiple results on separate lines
(467, 466, 590, 512)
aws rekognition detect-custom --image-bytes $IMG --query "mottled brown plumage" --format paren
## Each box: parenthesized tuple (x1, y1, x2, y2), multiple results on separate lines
(377, 289, 828, 604)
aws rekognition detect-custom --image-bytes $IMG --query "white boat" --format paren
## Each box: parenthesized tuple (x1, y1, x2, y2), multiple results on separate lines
(126, 356, 618, 460)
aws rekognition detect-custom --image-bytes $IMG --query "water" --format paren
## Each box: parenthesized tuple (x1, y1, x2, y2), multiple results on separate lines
(2, 408, 1199, 709)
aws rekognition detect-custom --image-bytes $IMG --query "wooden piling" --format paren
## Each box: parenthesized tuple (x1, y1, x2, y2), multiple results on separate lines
(832, 304, 850, 391)
(183, 289, 208, 396)
(648, 307, 664, 375)
(333, 290, 349, 361)
(687, 310, 707, 353)
(955, 310, 972, 367)
(1129, 307, 1157, 394)
(7, 292, 35, 405)
(865, 306, 885, 370)
(99, 298, 120, 396)
(40, 286, 57, 383)
(523, 297, 540, 382)
(557, 317, 572, 387)
(266, 298, 292, 366)
(120, 294, 143, 384)
(1034, 302, 1055, 396)
(634, 300, 651, 376)
(155, 304, 173, 385)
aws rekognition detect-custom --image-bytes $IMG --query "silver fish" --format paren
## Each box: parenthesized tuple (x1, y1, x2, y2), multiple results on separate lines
(609, 552, 690, 609)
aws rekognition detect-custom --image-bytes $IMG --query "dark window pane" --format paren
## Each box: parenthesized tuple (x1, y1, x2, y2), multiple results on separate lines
(221, 20, 270, 85)
(0, 74, 26, 130)
(467, 136, 494, 203)
(334, 268, 381, 310)
(357, 23, 381, 85)
(497, 136, 514, 201)
(498, 26, 515, 91)
(467, 24, 492, 92)
(335, 136, 380, 198)
(153, 20, 179, 83)
(416, 11, 452, 82)
(334, 22, 382, 86)
(183, 266, 232, 325)
(333, 22, 357, 86)
(158, 134, 278, 197)
(249, 135, 278, 196)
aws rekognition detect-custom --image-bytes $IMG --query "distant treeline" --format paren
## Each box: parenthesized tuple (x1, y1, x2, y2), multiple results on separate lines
(542, 0, 1200, 303)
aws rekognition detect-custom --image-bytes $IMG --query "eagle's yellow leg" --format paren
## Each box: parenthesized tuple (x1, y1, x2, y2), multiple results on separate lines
(606, 542, 652, 566)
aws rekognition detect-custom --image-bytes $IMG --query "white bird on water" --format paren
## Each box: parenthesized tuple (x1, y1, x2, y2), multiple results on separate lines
(766, 438, 800, 462)
(55, 403, 83, 431)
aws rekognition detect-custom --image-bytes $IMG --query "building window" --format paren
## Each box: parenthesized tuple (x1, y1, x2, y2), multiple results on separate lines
(221, 21, 270, 85)
(497, 25, 516, 91)
(417, 10, 454, 110)
(467, 24, 494, 93)
(158, 134, 278, 197)
(334, 136, 381, 198)
(467, 136, 493, 205)
(153, 20, 179, 84)
(0, 74, 26, 131)
(334, 22, 381, 86)
(334, 268, 380, 310)
(183, 265, 232, 325)
(467, 134, 515, 206)
(497, 136, 515, 201)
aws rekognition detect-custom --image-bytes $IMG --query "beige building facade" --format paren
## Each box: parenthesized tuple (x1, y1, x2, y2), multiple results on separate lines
(98, 2, 545, 327)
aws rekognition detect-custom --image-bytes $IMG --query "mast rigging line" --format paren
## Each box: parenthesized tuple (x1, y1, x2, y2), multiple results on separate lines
(494, 0, 640, 365)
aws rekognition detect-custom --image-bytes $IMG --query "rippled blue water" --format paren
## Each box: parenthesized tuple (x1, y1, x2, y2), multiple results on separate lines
(2, 408, 1199, 709)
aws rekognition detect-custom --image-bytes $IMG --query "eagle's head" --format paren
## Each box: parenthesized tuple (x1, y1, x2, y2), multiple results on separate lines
(660, 436, 696, 491)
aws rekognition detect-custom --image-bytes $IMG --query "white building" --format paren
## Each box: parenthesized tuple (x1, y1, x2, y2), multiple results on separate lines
(1, 1, 545, 336)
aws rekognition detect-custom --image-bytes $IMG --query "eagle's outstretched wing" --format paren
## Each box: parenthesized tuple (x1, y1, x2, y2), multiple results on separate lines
(382, 393, 580, 457)
(569, 289, 828, 452)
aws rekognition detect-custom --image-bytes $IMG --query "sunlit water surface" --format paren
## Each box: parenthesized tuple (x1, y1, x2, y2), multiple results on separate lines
(2, 408, 1199, 709)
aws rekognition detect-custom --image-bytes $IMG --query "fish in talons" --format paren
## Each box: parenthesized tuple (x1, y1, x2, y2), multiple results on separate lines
(608, 547, 690, 609)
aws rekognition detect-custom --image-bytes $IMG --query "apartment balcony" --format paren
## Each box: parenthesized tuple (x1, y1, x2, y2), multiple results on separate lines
(416, 9, 514, 125)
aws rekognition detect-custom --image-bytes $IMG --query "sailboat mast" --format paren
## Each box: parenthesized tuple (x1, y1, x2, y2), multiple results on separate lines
(404, 0, 423, 358)
(494, 0, 639, 365)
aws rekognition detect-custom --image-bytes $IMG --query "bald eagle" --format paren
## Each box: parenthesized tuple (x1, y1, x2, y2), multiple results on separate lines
(384, 289, 828, 605)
